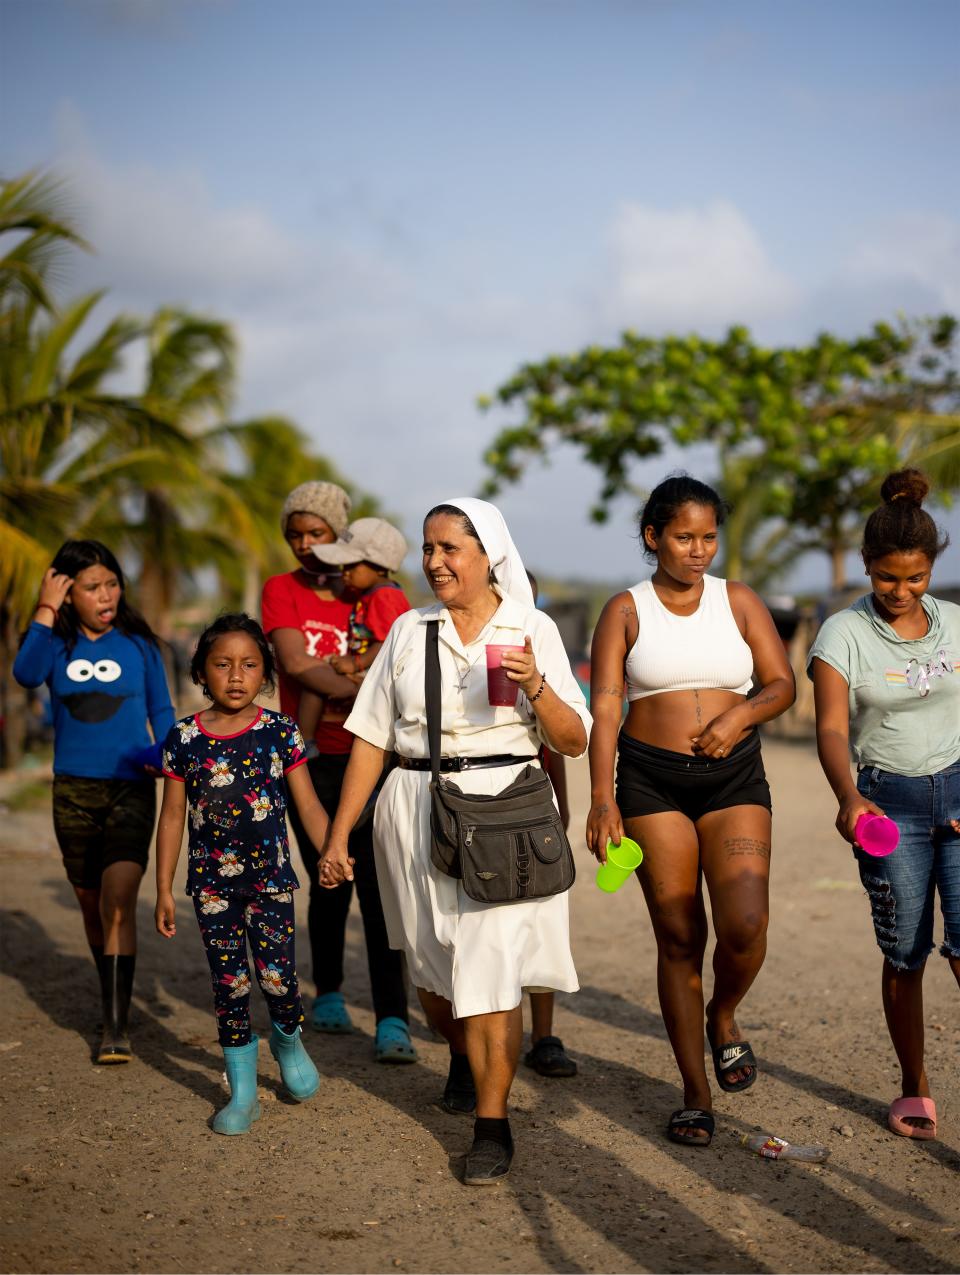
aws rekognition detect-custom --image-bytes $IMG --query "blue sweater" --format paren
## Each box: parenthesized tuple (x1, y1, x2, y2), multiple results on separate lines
(13, 623, 176, 780)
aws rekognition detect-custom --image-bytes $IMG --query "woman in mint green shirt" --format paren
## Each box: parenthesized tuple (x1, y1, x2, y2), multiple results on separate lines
(809, 469, 959, 1143)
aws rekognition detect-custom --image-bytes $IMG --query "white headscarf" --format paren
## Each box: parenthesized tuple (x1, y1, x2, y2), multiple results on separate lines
(441, 497, 536, 610)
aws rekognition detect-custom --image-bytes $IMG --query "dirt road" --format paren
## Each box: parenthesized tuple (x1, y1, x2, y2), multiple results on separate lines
(1, 739, 958, 1274)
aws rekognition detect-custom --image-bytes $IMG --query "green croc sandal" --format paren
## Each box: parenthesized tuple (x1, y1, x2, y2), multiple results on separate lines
(374, 1017, 418, 1064)
(311, 992, 354, 1034)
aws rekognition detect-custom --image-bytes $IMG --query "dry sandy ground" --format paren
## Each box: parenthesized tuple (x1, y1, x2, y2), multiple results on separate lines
(1, 739, 958, 1275)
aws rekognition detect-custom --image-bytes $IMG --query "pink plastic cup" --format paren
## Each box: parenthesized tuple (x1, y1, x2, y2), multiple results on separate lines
(855, 813, 900, 857)
(485, 644, 525, 706)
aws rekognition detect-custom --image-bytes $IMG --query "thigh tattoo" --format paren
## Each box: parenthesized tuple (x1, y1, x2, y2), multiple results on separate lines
(723, 836, 770, 860)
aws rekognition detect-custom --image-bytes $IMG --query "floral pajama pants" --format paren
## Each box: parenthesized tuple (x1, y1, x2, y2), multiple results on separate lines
(192, 890, 302, 1046)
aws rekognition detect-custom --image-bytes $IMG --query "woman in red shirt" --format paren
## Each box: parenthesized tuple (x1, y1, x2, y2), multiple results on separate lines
(262, 481, 414, 1063)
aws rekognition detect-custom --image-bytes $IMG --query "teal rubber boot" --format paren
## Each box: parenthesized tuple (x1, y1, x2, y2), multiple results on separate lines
(269, 1022, 320, 1101)
(213, 1036, 261, 1135)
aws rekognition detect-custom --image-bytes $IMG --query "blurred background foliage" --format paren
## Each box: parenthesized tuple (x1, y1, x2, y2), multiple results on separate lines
(480, 319, 960, 591)
(0, 171, 375, 766)
(3, 166, 960, 766)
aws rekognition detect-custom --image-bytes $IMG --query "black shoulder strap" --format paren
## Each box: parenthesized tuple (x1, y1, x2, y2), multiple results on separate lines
(425, 620, 441, 787)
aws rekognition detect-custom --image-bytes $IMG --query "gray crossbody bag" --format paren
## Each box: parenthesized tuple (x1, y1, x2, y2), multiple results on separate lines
(425, 619, 576, 904)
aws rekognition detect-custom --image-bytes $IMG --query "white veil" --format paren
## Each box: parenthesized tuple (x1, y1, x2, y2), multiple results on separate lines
(440, 497, 536, 610)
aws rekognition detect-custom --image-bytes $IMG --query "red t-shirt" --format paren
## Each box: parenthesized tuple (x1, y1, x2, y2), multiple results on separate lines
(261, 572, 354, 754)
(349, 583, 411, 654)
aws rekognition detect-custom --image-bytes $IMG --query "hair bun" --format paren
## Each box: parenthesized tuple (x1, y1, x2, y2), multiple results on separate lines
(880, 468, 929, 508)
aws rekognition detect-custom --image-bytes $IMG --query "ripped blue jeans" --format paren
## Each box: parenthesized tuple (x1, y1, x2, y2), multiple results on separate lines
(855, 758, 960, 971)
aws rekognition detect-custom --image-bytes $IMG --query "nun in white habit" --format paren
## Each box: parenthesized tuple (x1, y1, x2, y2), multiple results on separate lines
(319, 498, 591, 1184)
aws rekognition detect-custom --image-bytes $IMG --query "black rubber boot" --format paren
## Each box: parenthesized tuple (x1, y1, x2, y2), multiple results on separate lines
(90, 944, 105, 1029)
(97, 954, 135, 1064)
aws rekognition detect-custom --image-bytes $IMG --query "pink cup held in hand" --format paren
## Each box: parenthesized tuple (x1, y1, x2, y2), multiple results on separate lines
(855, 813, 900, 857)
(485, 644, 525, 706)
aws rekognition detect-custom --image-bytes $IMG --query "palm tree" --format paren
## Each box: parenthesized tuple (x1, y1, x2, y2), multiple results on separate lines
(0, 292, 171, 764)
(91, 308, 248, 631)
(0, 170, 372, 766)
(894, 413, 960, 494)
(209, 415, 364, 613)
(0, 171, 88, 317)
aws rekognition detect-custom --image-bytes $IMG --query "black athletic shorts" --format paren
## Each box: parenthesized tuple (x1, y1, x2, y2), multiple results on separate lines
(52, 775, 156, 889)
(615, 730, 771, 823)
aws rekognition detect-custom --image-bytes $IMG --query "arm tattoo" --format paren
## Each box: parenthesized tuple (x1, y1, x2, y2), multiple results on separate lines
(723, 837, 770, 860)
(594, 685, 624, 697)
(749, 692, 777, 712)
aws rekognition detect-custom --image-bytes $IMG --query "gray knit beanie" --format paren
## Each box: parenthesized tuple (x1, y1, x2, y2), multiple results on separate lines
(280, 481, 351, 537)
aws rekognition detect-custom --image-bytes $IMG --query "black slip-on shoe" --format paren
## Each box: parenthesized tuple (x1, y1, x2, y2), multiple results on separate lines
(441, 1061, 477, 1115)
(523, 1034, 578, 1077)
(463, 1137, 513, 1185)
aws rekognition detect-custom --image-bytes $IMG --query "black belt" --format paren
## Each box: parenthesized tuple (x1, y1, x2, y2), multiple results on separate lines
(397, 753, 538, 773)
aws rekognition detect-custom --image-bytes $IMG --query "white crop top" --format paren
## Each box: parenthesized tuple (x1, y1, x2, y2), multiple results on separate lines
(624, 575, 754, 701)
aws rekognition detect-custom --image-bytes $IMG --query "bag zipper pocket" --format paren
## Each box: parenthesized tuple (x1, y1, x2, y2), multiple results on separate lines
(460, 815, 557, 848)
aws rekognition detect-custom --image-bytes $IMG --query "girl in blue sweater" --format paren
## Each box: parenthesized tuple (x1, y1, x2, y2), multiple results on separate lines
(13, 540, 174, 1064)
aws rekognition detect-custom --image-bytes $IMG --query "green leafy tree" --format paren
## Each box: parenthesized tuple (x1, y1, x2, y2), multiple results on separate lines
(480, 318, 959, 590)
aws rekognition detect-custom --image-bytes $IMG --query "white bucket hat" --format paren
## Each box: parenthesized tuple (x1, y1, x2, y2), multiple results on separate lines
(311, 517, 408, 572)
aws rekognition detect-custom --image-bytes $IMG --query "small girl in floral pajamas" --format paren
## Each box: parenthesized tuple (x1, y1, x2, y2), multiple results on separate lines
(156, 613, 332, 1134)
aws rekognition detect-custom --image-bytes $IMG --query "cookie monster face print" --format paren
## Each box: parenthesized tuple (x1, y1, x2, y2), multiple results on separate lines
(11, 623, 176, 781)
(61, 654, 128, 722)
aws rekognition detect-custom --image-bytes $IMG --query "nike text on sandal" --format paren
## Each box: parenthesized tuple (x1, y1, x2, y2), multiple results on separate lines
(711, 1040, 758, 1093)
(667, 1108, 714, 1147)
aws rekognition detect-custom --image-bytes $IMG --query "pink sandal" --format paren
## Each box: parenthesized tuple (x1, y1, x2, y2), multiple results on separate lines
(888, 1096, 937, 1140)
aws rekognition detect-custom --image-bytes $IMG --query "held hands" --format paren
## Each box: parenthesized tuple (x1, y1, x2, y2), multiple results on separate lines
(690, 706, 747, 759)
(36, 567, 72, 620)
(319, 838, 355, 888)
(501, 636, 541, 698)
(586, 798, 624, 864)
(155, 892, 176, 938)
(836, 794, 885, 845)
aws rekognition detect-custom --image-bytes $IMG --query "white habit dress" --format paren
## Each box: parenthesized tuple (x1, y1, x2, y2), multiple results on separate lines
(344, 592, 591, 1018)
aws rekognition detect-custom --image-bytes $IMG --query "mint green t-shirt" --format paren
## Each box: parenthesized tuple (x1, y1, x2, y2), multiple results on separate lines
(806, 593, 960, 777)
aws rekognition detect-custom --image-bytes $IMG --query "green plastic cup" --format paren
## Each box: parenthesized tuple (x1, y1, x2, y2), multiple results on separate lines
(596, 836, 643, 893)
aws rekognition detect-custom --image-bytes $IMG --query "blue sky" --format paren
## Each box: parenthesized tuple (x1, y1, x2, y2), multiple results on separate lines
(3, 0, 959, 591)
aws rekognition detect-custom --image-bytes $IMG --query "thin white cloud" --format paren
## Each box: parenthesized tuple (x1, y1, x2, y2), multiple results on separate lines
(37, 114, 960, 587)
(844, 213, 960, 313)
(53, 104, 417, 316)
(603, 199, 799, 332)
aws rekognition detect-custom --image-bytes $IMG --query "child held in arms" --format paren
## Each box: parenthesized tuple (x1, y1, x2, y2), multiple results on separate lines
(296, 518, 410, 755)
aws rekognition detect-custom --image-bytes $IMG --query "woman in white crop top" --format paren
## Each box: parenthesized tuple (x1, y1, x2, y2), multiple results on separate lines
(588, 476, 795, 1148)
